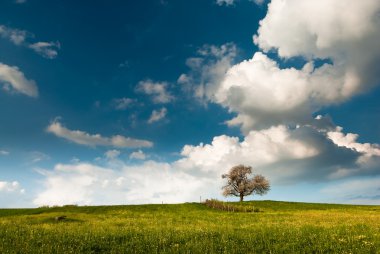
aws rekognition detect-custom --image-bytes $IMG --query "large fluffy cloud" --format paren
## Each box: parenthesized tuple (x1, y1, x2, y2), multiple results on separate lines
(254, 0, 380, 59)
(46, 119, 153, 148)
(35, 117, 380, 206)
(0, 63, 38, 97)
(177, 1, 380, 190)
(190, 0, 380, 131)
(178, 0, 380, 203)
(34, 162, 210, 206)
(217, 52, 358, 131)
(254, 0, 380, 91)
(177, 125, 318, 175)
(176, 117, 380, 184)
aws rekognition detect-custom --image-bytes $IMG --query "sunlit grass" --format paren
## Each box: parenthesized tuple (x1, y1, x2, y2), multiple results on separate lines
(0, 201, 379, 253)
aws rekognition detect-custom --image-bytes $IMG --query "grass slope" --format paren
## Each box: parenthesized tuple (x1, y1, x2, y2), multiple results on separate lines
(0, 201, 379, 253)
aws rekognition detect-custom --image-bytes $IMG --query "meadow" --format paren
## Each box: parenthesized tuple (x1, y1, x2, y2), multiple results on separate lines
(0, 200, 379, 253)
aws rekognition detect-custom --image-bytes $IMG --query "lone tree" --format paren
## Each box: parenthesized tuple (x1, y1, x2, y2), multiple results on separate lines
(222, 164, 270, 202)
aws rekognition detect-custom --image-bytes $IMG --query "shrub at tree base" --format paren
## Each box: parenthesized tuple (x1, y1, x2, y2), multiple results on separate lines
(204, 199, 261, 213)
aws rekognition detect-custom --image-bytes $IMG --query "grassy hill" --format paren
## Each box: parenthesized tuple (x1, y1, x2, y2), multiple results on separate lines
(0, 201, 379, 253)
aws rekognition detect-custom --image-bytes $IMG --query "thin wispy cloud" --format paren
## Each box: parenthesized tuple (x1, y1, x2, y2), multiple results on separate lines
(112, 97, 136, 110)
(105, 149, 121, 160)
(148, 107, 167, 124)
(46, 119, 153, 148)
(29, 41, 60, 59)
(251, 0, 266, 5)
(0, 63, 38, 97)
(136, 80, 174, 104)
(29, 151, 50, 164)
(216, 0, 235, 6)
(0, 24, 60, 59)
(0, 150, 10, 156)
(178, 43, 237, 104)
(0, 25, 27, 45)
(321, 178, 380, 205)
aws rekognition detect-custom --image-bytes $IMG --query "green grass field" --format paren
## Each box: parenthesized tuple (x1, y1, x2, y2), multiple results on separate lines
(0, 201, 379, 253)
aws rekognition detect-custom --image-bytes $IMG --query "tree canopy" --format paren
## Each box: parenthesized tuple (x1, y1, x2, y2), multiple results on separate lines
(222, 165, 270, 202)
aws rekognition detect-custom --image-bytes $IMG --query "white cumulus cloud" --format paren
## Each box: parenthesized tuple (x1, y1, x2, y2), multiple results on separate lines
(216, 52, 358, 132)
(177, 124, 347, 183)
(177, 125, 318, 173)
(33, 162, 210, 206)
(327, 128, 380, 157)
(176, 115, 380, 184)
(254, 0, 380, 59)
(187, 0, 380, 132)
(34, 116, 380, 206)
(46, 119, 153, 148)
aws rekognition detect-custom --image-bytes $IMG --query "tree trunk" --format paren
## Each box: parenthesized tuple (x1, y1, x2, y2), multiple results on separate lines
(240, 193, 244, 202)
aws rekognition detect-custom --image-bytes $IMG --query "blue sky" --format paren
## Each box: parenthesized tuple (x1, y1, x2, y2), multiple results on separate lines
(1, 0, 380, 207)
